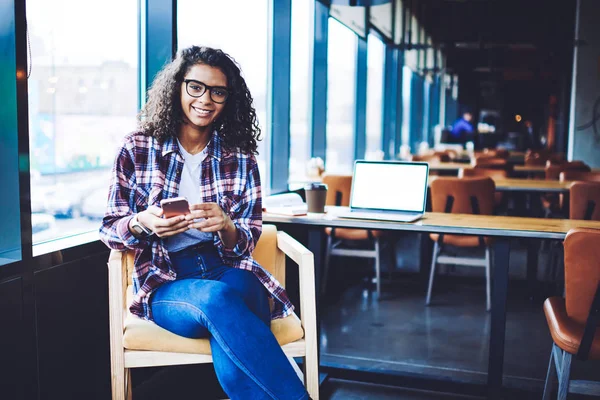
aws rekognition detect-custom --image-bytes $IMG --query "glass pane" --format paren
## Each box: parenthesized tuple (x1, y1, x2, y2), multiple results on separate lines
(178, 0, 269, 191)
(0, 2, 21, 265)
(289, 0, 312, 187)
(365, 34, 385, 159)
(26, 0, 138, 246)
(326, 18, 356, 174)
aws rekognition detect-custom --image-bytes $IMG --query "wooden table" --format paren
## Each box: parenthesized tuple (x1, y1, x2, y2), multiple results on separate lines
(428, 163, 548, 175)
(429, 176, 574, 193)
(264, 209, 600, 399)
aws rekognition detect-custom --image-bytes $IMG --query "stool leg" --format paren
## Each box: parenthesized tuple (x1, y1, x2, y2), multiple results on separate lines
(320, 235, 333, 295)
(425, 241, 440, 306)
(542, 345, 557, 400)
(485, 246, 491, 312)
(126, 368, 132, 400)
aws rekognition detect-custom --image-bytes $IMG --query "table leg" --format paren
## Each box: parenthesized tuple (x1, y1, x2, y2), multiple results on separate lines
(526, 239, 540, 300)
(488, 238, 511, 399)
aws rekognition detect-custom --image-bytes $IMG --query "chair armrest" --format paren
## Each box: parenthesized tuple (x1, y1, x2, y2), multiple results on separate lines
(276, 231, 317, 361)
(108, 250, 127, 348)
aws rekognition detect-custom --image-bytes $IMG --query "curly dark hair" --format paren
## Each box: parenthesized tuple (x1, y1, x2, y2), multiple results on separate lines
(138, 46, 261, 154)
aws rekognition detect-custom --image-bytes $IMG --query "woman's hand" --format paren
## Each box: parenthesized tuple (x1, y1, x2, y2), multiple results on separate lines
(137, 206, 190, 238)
(186, 203, 239, 248)
(185, 203, 234, 232)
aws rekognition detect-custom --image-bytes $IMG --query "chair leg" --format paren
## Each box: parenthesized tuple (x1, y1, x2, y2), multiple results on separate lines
(111, 364, 126, 400)
(557, 348, 572, 400)
(425, 241, 440, 306)
(542, 345, 557, 400)
(320, 235, 333, 295)
(304, 353, 320, 400)
(126, 368, 132, 400)
(374, 238, 381, 299)
(485, 246, 492, 312)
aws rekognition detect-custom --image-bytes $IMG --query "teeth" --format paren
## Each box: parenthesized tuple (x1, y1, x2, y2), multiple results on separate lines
(192, 106, 212, 115)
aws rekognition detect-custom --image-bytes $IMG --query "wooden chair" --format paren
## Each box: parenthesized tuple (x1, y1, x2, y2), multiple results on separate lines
(545, 161, 590, 181)
(542, 228, 600, 400)
(473, 157, 512, 173)
(320, 174, 386, 298)
(560, 170, 600, 183)
(426, 177, 495, 311)
(460, 168, 507, 208)
(108, 225, 319, 399)
(570, 182, 600, 221)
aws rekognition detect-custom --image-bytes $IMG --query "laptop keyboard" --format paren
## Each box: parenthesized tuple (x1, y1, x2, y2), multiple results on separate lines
(337, 210, 422, 223)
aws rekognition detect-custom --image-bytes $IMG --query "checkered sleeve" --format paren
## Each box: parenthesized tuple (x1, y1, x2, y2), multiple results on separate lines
(217, 156, 262, 260)
(99, 139, 150, 250)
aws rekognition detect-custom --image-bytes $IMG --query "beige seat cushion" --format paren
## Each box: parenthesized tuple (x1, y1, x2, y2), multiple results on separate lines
(123, 287, 304, 354)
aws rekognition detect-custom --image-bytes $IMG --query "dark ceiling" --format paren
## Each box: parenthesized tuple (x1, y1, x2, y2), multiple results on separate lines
(409, 0, 577, 77)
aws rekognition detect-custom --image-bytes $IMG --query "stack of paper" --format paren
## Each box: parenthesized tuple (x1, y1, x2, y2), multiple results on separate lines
(262, 193, 307, 216)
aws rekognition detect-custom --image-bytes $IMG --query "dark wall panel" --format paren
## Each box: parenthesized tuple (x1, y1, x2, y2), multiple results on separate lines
(34, 251, 111, 400)
(0, 277, 24, 400)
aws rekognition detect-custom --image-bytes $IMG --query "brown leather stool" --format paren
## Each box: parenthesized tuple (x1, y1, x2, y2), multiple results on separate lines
(542, 228, 600, 399)
(426, 177, 495, 311)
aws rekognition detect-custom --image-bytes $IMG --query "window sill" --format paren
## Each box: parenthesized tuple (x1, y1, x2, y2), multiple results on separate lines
(32, 230, 100, 257)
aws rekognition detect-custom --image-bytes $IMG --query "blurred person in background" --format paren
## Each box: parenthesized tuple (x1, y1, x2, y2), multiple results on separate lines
(449, 108, 475, 147)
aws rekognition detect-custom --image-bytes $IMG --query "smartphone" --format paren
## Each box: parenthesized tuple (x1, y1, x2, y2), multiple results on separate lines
(160, 197, 191, 218)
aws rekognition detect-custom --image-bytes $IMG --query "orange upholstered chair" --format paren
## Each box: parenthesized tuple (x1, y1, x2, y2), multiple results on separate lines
(542, 228, 600, 399)
(426, 177, 496, 310)
(320, 174, 386, 298)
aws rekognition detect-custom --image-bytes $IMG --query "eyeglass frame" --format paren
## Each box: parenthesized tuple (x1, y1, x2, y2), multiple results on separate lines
(183, 79, 230, 104)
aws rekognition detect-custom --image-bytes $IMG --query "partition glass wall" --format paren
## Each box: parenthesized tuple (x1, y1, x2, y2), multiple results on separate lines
(365, 33, 385, 159)
(178, 0, 270, 187)
(326, 17, 357, 173)
(26, 0, 138, 246)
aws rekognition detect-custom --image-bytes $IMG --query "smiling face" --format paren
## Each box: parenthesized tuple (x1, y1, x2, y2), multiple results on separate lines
(180, 63, 228, 136)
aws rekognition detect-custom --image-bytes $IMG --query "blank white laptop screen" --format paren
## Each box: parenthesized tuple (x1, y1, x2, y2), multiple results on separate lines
(350, 161, 428, 213)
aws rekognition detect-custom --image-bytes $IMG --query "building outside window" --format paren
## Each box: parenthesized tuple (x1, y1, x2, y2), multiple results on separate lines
(365, 33, 385, 159)
(326, 17, 357, 174)
(178, 0, 270, 190)
(26, 0, 138, 248)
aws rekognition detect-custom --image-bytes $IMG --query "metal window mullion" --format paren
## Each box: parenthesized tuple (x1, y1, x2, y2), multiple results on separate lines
(394, 49, 404, 153)
(382, 45, 397, 159)
(354, 37, 367, 161)
(309, 0, 328, 161)
(268, 0, 292, 193)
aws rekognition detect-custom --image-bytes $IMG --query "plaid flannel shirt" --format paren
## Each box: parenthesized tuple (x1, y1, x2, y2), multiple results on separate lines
(99, 131, 294, 321)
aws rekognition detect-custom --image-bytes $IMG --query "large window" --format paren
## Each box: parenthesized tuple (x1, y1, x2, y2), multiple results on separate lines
(365, 33, 385, 159)
(26, 0, 138, 248)
(326, 18, 357, 174)
(289, 0, 312, 185)
(178, 0, 269, 189)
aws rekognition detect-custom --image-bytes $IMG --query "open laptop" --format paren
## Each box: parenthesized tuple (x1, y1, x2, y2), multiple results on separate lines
(336, 160, 429, 223)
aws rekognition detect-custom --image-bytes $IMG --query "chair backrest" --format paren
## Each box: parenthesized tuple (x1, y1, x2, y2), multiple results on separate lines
(560, 171, 600, 183)
(564, 228, 600, 324)
(570, 182, 600, 221)
(321, 174, 352, 206)
(430, 177, 495, 215)
(474, 157, 509, 169)
(124, 225, 285, 300)
(461, 167, 508, 179)
(546, 161, 591, 180)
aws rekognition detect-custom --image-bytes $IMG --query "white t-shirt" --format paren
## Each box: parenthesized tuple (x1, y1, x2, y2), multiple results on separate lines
(164, 139, 214, 253)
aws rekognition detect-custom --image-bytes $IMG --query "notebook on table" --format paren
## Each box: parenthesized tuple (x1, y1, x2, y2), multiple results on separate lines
(336, 160, 429, 223)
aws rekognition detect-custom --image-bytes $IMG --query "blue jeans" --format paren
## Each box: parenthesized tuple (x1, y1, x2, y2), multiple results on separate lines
(150, 243, 309, 400)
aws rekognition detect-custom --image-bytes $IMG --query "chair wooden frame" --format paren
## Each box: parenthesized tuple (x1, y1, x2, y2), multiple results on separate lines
(108, 230, 319, 399)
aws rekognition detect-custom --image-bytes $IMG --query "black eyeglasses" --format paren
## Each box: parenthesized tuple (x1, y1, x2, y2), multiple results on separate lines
(183, 79, 230, 104)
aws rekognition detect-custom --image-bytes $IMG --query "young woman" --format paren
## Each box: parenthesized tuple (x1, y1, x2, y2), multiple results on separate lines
(100, 46, 310, 400)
